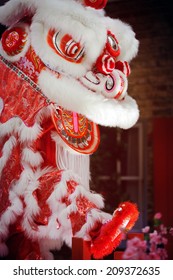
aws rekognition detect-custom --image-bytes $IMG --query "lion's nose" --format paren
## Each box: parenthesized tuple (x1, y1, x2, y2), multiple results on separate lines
(96, 53, 115, 75)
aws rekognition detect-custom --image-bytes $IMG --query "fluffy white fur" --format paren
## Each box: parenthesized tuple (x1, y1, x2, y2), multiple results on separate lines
(0, 136, 17, 174)
(0, 0, 37, 26)
(39, 69, 139, 129)
(30, 1, 107, 77)
(22, 148, 43, 167)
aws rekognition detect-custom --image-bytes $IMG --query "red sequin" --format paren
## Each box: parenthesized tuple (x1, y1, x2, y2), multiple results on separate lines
(70, 196, 97, 235)
(32, 171, 62, 226)
(0, 140, 22, 218)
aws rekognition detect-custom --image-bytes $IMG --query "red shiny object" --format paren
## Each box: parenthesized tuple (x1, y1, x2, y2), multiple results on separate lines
(1, 27, 28, 56)
(0, 141, 22, 218)
(32, 171, 62, 226)
(70, 196, 97, 235)
(84, 0, 108, 9)
(51, 108, 100, 155)
(90, 202, 139, 259)
(0, 56, 48, 127)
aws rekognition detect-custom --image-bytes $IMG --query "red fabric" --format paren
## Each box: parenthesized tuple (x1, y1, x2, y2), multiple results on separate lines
(7, 223, 42, 260)
(0, 58, 48, 127)
(0, 140, 22, 218)
(32, 171, 62, 227)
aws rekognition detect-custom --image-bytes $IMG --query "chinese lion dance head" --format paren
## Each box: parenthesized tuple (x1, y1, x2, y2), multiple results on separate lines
(0, 0, 139, 260)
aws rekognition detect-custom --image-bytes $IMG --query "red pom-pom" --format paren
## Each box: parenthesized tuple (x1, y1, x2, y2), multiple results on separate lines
(115, 61, 131, 76)
(96, 53, 115, 74)
(90, 201, 139, 259)
(1, 27, 28, 56)
(84, 0, 108, 9)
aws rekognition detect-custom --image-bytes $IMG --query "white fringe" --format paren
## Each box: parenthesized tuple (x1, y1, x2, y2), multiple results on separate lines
(54, 136, 90, 190)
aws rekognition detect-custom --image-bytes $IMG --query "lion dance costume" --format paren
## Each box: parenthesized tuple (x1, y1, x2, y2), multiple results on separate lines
(0, 0, 139, 259)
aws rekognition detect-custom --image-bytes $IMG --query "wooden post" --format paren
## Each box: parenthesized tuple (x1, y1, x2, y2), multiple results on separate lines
(72, 237, 91, 260)
(114, 251, 124, 260)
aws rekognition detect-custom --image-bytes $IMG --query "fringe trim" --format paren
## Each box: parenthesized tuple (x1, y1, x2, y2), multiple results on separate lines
(53, 134, 91, 190)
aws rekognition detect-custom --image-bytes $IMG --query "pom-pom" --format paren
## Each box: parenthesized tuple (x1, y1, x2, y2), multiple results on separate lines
(84, 0, 108, 9)
(96, 53, 115, 74)
(90, 201, 139, 259)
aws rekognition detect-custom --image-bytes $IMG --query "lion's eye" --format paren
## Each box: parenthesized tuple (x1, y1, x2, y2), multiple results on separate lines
(64, 38, 79, 56)
(48, 30, 85, 63)
(106, 31, 120, 58)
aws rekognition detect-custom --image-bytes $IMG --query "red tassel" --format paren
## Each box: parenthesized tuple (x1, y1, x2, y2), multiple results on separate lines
(90, 202, 139, 259)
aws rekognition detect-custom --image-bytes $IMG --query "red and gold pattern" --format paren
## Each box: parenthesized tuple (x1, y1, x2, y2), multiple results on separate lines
(51, 108, 100, 154)
(0, 56, 48, 127)
(14, 46, 45, 83)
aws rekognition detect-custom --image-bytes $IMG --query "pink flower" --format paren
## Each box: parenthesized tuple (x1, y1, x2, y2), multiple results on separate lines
(149, 252, 161, 260)
(154, 212, 162, 220)
(170, 228, 173, 236)
(160, 224, 167, 235)
(142, 226, 150, 233)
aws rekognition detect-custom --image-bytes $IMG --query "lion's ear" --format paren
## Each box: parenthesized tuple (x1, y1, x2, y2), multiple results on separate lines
(0, 0, 37, 27)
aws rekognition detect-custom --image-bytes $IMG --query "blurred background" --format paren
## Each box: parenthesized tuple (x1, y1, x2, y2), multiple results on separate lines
(0, 0, 173, 259)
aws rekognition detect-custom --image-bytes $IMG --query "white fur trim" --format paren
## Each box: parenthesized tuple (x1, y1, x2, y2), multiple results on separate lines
(0, 136, 17, 174)
(22, 148, 43, 167)
(0, 0, 37, 26)
(0, 119, 20, 138)
(39, 70, 139, 128)
(69, 185, 104, 209)
(76, 208, 112, 240)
